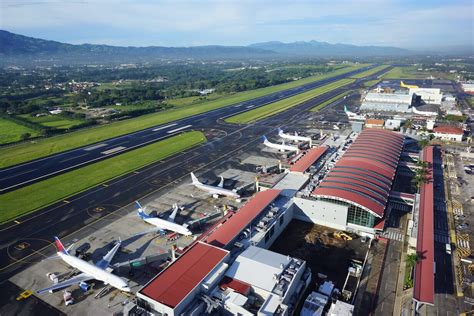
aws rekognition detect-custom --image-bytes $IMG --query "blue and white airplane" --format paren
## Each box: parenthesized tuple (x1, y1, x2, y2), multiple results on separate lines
(136, 201, 192, 236)
(262, 135, 299, 153)
(37, 237, 130, 294)
(190, 172, 240, 199)
(278, 128, 311, 143)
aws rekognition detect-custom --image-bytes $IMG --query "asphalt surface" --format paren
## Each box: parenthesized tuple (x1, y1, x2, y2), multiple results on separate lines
(0, 65, 377, 193)
(0, 66, 392, 314)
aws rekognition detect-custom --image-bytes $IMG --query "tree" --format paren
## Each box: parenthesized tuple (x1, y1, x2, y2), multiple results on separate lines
(20, 133, 31, 141)
(418, 138, 429, 149)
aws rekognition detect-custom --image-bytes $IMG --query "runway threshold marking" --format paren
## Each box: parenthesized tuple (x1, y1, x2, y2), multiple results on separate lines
(101, 146, 127, 155)
(102, 184, 109, 187)
(63, 200, 70, 204)
(83, 143, 108, 151)
(14, 220, 21, 224)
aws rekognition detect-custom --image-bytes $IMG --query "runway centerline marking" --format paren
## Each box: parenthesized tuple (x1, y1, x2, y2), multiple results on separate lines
(152, 123, 178, 132)
(167, 125, 192, 133)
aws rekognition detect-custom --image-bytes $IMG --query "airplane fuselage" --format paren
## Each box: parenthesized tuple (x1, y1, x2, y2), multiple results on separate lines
(263, 139, 299, 153)
(143, 217, 192, 236)
(59, 252, 130, 292)
(193, 182, 240, 198)
(278, 131, 311, 143)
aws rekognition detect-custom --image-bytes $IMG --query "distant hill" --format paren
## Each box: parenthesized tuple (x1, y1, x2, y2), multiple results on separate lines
(248, 40, 412, 57)
(0, 30, 275, 65)
(0, 30, 416, 65)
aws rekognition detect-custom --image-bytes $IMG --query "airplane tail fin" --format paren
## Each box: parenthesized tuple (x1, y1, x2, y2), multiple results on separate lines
(218, 176, 224, 188)
(190, 172, 200, 184)
(294, 131, 298, 136)
(168, 204, 179, 222)
(344, 105, 348, 113)
(277, 128, 283, 135)
(136, 201, 150, 219)
(54, 236, 69, 255)
(262, 135, 268, 143)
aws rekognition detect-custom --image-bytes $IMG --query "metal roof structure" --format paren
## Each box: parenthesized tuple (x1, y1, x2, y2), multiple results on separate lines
(203, 189, 282, 248)
(433, 126, 464, 135)
(289, 146, 328, 173)
(139, 242, 229, 309)
(413, 146, 435, 305)
(312, 129, 404, 218)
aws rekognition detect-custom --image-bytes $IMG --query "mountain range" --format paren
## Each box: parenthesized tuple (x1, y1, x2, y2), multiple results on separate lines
(1, 30, 414, 65)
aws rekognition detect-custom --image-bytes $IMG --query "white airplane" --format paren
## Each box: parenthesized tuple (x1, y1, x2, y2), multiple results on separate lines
(344, 105, 366, 121)
(412, 106, 438, 117)
(136, 201, 192, 236)
(262, 135, 300, 153)
(190, 172, 240, 198)
(278, 128, 311, 143)
(37, 237, 130, 294)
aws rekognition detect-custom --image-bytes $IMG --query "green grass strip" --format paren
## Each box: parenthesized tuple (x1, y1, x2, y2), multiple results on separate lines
(0, 117, 40, 145)
(310, 90, 351, 112)
(0, 131, 206, 224)
(0, 64, 367, 168)
(363, 79, 381, 87)
(350, 65, 390, 79)
(381, 66, 431, 79)
(225, 78, 355, 124)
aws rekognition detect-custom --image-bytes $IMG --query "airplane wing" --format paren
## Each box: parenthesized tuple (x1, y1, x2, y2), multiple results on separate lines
(218, 176, 224, 188)
(36, 273, 93, 294)
(96, 240, 121, 270)
(133, 226, 162, 237)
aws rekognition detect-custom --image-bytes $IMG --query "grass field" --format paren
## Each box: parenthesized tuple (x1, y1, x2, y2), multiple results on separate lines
(350, 65, 390, 79)
(310, 91, 351, 112)
(363, 79, 381, 87)
(225, 78, 355, 123)
(0, 64, 367, 168)
(166, 94, 222, 107)
(381, 66, 430, 79)
(0, 117, 39, 145)
(0, 131, 206, 224)
(20, 115, 85, 129)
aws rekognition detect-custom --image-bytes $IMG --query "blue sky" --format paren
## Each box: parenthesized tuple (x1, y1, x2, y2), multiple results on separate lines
(1, 0, 472, 50)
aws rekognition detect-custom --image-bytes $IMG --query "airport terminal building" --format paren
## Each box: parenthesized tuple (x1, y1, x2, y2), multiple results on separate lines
(360, 92, 413, 113)
(293, 129, 405, 235)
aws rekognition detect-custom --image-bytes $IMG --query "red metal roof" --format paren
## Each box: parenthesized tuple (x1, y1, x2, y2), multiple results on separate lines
(203, 189, 282, 248)
(413, 146, 435, 305)
(433, 126, 463, 135)
(139, 242, 228, 308)
(219, 276, 251, 296)
(312, 129, 404, 218)
(290, 146, 328, 173)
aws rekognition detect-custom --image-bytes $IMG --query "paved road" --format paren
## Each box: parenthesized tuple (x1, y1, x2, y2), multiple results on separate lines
(0, 65, 378, 192)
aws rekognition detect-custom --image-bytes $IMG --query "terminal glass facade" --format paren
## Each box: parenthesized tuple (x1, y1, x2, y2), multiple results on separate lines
(317, 197, 377, 228)
(347, 204, 376, 228)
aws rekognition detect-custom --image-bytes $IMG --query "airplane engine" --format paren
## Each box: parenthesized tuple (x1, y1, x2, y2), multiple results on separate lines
(79, 281, 91, 292)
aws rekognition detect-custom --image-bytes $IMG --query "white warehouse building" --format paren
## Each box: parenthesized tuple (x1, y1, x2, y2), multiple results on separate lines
(360, 92, 413, 113)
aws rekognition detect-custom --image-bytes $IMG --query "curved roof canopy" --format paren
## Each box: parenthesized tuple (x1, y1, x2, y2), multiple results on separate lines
(313, 129, 404, 218)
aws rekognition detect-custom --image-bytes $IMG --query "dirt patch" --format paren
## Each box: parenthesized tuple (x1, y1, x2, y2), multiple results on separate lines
(271, 219, 367, 289)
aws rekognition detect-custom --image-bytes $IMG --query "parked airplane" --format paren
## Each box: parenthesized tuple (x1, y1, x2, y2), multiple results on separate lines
(412, 106, 438, 117)
(400, 81, 419, 89)
(37, 237, 130, 294)
(190, 172, 240, 198)
(262, 136, 300, 153)
(344, 105, 366, 121)
(278, 128, 311, 143)
(136, 201, 192, 236)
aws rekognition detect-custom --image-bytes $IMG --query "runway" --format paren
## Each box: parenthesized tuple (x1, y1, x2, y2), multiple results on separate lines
(0, 65, 376, 192)
(0, 66, 392, 284)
